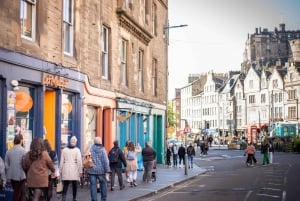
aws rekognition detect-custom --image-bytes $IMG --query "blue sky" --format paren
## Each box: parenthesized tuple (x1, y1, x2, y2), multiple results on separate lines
(168, 0, 300, 99)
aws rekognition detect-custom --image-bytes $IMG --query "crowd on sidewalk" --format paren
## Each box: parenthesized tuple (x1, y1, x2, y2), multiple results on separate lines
(0, 134, 157, 201)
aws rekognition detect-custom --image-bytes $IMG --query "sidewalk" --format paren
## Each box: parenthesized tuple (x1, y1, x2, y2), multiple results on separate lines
(52, 164, 207, 201)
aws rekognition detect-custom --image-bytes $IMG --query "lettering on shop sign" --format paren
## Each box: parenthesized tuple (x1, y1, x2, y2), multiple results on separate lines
(42, 73, 69, 88)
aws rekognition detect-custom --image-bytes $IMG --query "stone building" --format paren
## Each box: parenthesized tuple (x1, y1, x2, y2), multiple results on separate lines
(242, 23, 300, 74)
(0, 0, 168, 164)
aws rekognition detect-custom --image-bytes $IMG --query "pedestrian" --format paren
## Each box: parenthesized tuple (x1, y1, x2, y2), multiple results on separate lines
(166, 146, 172, 167)
(43, 139, 59, 201)
(269, 140, 275, 164)
(244, 142, 256, 166)
(124, 142, 141, 187)
(171, 144, 178, 167)
(22, 137, 56, 201)
(59, 136, 82, 201)
(141, 142, 156, 183)
(187, 143, 195, 168)
(5, 134, 26, 201)
(261, 139, 270, 166)
(122, 140, 130, 183)
(0, 156, 6, 189)
(86, 136, 111, 201)
(178, 144, 186, 168)
(108, 140, 126, 191)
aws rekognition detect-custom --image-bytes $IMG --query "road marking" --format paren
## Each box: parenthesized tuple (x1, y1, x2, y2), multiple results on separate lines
(261, 187, 281, 191)
(282, 190, 286, 201)
(257, 193, 280, 198)
(268, 182, 282, 186)
(243, 190, 252, 201)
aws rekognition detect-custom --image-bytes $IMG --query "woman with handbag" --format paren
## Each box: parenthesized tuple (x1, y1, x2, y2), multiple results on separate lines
(22, 137, 56, 201)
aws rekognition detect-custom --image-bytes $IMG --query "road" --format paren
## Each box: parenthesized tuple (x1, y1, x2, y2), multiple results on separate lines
(140, 149, 300, 201)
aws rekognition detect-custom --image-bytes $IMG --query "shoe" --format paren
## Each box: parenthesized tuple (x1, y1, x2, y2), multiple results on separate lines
(120, 186, 125, 190)
(111, 187, 115, 191)
(130, 182, 133, 187)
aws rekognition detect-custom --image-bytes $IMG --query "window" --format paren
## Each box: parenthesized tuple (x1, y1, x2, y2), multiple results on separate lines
(249, 80, 253, 89)
(102, 26, 109, 79)
(261, 94, 266, 103)
(288, 89, 296, 100)
(272, 79, 278, 88)
(63, 0, 74, 55)
(152, 58, 157, 96)
(138, 49, 144, 91)
(288, 106, 296, 119)
(121, 39, 127, 86)
(20, 0, 36, 40)
(249, 95, 255, 104)
(61, 93, 74, 146)
(152, 3, 157, 35)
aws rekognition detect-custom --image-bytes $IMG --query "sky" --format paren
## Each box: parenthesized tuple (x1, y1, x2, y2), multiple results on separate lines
(168, 0, 300, 99)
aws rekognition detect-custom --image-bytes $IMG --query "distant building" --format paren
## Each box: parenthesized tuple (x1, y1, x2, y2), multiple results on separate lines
(242, 23, 300, 73)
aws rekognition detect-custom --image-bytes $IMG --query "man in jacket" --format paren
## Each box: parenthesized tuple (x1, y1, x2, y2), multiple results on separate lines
(141, 142, 156, 183)
(87, 137, 111, 201)
(108, 140, 126, 191)
(5, 134, 26, 201)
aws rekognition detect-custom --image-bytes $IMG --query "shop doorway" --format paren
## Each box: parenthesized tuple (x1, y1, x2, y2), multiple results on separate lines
(44, 90, 56, 150)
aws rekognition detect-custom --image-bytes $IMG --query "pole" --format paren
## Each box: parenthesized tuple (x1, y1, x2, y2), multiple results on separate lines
(184, 133, 188, 175)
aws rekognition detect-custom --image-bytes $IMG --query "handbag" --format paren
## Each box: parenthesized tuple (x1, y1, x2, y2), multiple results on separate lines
(56, 179, 63, 194)
(83, 151, 94, 168)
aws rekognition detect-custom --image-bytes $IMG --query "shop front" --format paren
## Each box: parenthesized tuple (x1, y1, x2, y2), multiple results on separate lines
(0, 48, 85, 159)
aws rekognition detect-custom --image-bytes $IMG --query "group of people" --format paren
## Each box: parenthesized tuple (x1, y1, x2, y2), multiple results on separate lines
(0, 134, 157, 201)
(244, 138, 275, 166)
(166, 143, 196, 169)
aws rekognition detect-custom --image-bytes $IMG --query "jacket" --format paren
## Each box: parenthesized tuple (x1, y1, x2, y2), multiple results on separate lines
(23, 151, 55, 188)
(108, 146, 126, 169)
(5, 144, 26, 181)
(178, 146, 186, 157)
(86, 144, 110, 175)
(141, 146, 156, 162)
(60, 146, 83, 181)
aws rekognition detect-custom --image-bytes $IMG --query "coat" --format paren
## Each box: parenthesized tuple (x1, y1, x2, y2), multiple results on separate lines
(5, 144, 26, 181)
(60, 146, 82, 181)
(22, 151, 55, 188)
(86, 144, 110, 175)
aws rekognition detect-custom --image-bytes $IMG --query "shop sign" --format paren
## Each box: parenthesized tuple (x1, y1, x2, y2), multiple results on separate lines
(42, 73, 69, 88)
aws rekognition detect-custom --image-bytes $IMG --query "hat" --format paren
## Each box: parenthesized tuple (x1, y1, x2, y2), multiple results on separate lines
(70, 136, 77, 146)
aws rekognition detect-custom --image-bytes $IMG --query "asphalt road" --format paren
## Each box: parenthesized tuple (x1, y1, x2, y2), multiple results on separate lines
(141, 149, 300, 201)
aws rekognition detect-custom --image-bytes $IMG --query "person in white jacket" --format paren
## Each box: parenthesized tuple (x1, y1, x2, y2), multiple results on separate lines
(60, 136, 82, 201)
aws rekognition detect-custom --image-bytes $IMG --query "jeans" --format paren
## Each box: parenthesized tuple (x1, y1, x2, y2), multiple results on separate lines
(11, 179, 26, 201)
(89, 174, 107, 201)
(188, 155, 193, 168)
(172, 154, 178, 166)
(142, 161, 154, 182)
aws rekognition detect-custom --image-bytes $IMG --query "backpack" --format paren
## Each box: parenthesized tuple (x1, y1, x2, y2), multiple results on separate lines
(108, 148, 119, 163)
(127, 151, 135, 160)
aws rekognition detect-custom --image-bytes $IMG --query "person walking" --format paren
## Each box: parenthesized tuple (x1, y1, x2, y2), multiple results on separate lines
(244, 142, 256, 166)
(166, 146, 172, 167)
(22, 137, 56, 201)
(141, 142, 156, 183)
(43, 139, 59, 201)
(0, 156, 6, 189)
(178, 144, 186, 168)
(171, 144, 178, 167)
(269, 140, 275, 164)
(108, 140, 126, 191)
(261, 139, 270, 166)
(5, 134, 26, 201)
(59, 136, 82, 201)
(124, 142, 141, 187)
(86, 136, 111, 201)
(187, 143, 196, 168)
(122, 140, 130, 183)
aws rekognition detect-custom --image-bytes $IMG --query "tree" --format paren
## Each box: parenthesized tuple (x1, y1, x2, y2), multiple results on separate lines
(167, 103, 176, 128)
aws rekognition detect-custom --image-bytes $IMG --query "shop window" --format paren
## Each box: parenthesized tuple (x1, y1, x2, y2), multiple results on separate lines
(8, 86, 35, 151)
(85, 106, 97, 150)
(61, 93, 73, 147)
